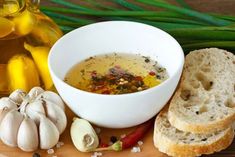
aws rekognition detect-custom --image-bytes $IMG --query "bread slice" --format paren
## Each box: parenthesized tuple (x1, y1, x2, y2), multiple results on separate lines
(168, 48, 235, 133)
(154, 109, 234, 157)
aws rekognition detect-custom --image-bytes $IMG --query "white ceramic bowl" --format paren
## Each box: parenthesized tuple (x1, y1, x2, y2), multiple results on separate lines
(48, 21, 184, 128)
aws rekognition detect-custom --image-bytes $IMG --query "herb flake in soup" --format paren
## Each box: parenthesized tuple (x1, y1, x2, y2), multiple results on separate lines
(64, 53, 168, 95)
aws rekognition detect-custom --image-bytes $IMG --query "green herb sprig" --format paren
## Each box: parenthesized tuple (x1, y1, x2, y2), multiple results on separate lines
(41, 0, 235, 53)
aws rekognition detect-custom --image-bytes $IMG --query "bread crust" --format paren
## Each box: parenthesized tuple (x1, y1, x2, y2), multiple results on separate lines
(154, 110, 234, 157)
(168, 104, 235, 133)
(168, 48, 235, 133)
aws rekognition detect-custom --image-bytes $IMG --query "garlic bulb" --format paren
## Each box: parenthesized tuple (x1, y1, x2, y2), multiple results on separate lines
(0, 97, 17, 110)
(39, 116, 59, 149)
(21, 100, 45, 125)
(0, 87, 67, 152)
(9, 89, 26, 104)
(0, 110, 24, 147)
(17, 116, 38, 152)
(28, 87, 44, 100)
(43, 100, 67, 134)
(36, 91, 65, 110)
(0, 108, 10, 124)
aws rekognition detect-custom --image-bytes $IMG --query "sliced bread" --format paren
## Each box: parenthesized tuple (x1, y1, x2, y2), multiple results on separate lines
(154, 109, 234, 157)
(168, 48, 235, 133)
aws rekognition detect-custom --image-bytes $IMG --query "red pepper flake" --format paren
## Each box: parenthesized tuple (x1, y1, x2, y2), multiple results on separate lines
(134, 76, 143, 81)
(102, 90, 111, 94)
(149, 71, 156, 76)
(87, 66, 153, 95)
(91, 70, 97, 77)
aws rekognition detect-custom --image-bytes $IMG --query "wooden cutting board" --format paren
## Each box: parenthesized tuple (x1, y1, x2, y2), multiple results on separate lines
(0, 106, 235, 157)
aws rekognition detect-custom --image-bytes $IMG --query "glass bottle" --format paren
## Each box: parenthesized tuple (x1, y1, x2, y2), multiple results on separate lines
(0, 0, 63, 96)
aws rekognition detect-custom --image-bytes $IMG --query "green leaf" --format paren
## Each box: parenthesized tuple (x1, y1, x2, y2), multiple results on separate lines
(182, 41, 235, 53)
(137, 0, 232, 26)
(49, 0, 92, 11)
(167, 30, 235, 40)
(175, 0, 191, 9)
(43, 10, 94, 24)
(113, 0, 144, 11)
(85, 0, 119, 10)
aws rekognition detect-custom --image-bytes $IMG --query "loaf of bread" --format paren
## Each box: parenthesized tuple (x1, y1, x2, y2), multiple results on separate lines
(154, 109, 234, 157)
(168, 48, 235, 133)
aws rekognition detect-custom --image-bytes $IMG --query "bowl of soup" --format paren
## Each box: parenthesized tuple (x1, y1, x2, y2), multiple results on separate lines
(48, 21, 184, 128)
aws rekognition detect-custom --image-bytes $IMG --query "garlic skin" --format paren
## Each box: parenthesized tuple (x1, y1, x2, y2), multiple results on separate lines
(0, 97, 17, 110)
(0, 110, 24, 147)
(39, 116, 59, 149)
(70, 118, 99, 152)
(9, 89, 26, 105)
(0, 88, 67, 152)
(21, 100, 45, 125)
(17, 116, 38, 152)
(0, 108, 10, 124)
(0, 107, 10, 137)
(28, 87, 44, 100)
(44, 100, 67, 134)
(36, 91, 65, 110)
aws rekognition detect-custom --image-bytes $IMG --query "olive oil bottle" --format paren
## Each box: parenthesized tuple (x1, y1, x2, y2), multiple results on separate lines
(0, 0, 63, 96)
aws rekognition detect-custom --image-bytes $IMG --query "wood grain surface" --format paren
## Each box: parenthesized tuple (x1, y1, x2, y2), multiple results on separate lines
(1, 1, 235, 157)
(1, 105, 235, 157)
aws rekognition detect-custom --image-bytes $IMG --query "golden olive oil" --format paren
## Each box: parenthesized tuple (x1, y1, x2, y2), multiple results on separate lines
(64, 53, 168, 95)
(0, 0, 63, 96)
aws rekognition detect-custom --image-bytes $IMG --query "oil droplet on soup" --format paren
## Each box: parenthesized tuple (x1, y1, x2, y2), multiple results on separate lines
(64, 53, 168, 95)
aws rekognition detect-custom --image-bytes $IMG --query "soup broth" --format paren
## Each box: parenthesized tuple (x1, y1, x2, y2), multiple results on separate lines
(64, 53, 168, 95)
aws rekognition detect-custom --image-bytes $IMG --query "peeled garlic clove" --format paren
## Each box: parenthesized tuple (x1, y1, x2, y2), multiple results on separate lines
(36, 91, 65, 110)
(70, 118, 99, 152)
(17, 116, 38, 152)
(44, 100, 67, 134)
(28, 87, 44, 100)
(0, 110, 24, 147)
(39, 116, 59, 149)
(21, 100, 45, 125)
(0, 97, 17, 110)
(9, 89, 26, 104)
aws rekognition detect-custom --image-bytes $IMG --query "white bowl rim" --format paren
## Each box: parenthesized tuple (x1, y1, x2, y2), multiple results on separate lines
(48, 21, 185, 98)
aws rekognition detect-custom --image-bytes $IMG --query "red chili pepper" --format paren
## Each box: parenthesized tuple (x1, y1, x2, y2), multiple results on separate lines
(120, 118, 154, 149)
(95, 118, 154, 152)
(149, 71, 156, 76)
